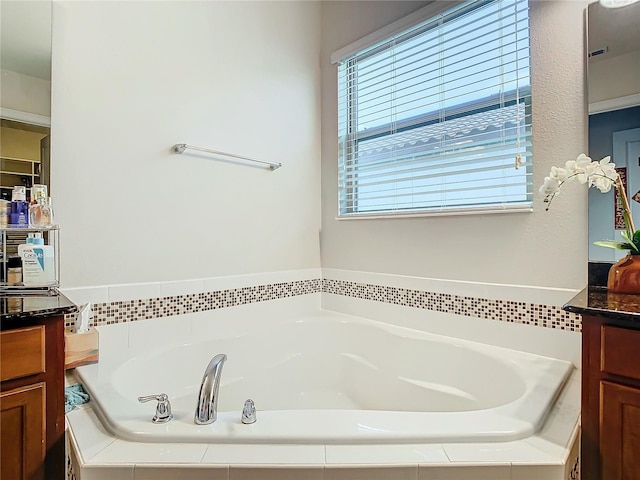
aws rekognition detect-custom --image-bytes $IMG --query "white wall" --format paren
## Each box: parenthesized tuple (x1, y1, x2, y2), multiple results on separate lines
(0, 69, 51, 116)
(51, 1, 321, 288)
(51, 0, 590, 293)
(320, 0, 589, 291)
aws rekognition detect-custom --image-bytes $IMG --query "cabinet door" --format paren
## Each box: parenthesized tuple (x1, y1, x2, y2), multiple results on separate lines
(601, 381, 640, 480)
(0, 382, 46, 480)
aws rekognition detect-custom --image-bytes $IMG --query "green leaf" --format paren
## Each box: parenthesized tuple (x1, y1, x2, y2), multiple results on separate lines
(593, 240, 634, 250)
(621, 231, 640, 253)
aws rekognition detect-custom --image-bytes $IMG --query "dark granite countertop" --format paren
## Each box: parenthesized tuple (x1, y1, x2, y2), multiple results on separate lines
(564, 287, 640, 323)
(0, 291, 77, 324)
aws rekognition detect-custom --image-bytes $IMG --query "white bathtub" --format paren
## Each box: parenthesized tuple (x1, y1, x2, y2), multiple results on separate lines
(76, 310, 573, 445)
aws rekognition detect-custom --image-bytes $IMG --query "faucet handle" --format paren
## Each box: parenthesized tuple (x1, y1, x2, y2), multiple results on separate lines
(242, 399, 256, 424)
(138, 393, 173, 423)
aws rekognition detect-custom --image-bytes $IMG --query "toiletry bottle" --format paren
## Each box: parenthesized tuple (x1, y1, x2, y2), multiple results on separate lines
(17, 233, 35, 256)
(0, 199, 9, 226)
(28, 186, 52, 226)
(17, 234, 35, 281)
(42, 197, 53, 225)
(31, 184, 47, 205)
(19, 232, 55, 286)
(10, 186, 28, 225)
(6, 256, 22, 286)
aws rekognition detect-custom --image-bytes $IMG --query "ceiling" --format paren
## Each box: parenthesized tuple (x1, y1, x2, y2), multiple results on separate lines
(0, 0, 52, 80)
(588, 0, 640, 62)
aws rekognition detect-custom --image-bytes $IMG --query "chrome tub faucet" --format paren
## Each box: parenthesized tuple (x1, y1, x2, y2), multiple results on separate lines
(195, 353, 227, 425)
(138, 393, 173, 423)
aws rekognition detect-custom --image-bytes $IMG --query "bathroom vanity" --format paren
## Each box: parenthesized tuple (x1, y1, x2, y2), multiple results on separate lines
(564, 288, 640, 480)
(0, 294, 76, 480)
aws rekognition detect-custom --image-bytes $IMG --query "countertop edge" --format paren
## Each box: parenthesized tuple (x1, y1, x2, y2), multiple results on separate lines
(563, 286, 640, 323)
(0, 291, 78, 322)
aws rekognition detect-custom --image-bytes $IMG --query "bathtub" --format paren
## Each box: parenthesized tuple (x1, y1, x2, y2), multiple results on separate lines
(76, 310, 573, 445)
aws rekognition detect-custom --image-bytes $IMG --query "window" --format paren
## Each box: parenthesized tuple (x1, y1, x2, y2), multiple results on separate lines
(335, 0, 532, 217)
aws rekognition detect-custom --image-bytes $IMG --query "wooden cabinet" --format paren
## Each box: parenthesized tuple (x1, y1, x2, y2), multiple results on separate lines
(582, 316, 640, 480)
(601, 381, 640, 480)
(1, 383, 46, 480)
(0, 314, 65, 480)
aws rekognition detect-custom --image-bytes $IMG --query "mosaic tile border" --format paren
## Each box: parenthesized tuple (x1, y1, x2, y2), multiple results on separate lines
(65, 279, 321, 328)
(568, 455, 580, 480)
(64, 277, 581, 332)
(66, 452, 77, 480)
(323, 278, 582, 332)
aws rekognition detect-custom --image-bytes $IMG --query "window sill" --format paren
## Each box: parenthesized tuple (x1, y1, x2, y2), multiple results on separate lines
(336, 205, 533, 220)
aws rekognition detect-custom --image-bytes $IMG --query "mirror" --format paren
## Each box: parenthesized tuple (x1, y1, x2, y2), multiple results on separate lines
(0, 0, 52, 201)
(587, 0, 640, 261)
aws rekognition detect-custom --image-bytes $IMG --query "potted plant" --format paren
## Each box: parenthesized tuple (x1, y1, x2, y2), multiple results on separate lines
(541, 154, 640, 293)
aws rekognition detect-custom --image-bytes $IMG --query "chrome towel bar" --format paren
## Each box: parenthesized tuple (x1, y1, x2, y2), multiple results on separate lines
(173, 144, 282, 170)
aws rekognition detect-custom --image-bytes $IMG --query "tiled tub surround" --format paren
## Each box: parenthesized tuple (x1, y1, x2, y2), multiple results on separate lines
(64, 270, 582, 479)
(62, 269, 582, 334)
(66, 296, 581, 480)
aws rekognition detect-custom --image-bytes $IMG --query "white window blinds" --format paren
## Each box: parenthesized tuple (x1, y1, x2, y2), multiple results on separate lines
(336, 0, 532, 217)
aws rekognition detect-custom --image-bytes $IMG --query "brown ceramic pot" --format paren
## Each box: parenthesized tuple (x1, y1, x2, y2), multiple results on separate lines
(608, 253, 640, 294)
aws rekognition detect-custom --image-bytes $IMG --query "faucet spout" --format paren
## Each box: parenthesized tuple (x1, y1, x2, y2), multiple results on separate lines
(195, 353, 227, 425)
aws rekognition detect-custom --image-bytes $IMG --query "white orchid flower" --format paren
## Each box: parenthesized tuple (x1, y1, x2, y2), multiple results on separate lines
(539, 176, 560, 197)
(576, 153, 592, 165)
(599, 156, 617, 178)
(593, 176, 614, 193)
(543, 153, 637, 253)
(550, 166, 568, 181)
(543, 154, 617, 199)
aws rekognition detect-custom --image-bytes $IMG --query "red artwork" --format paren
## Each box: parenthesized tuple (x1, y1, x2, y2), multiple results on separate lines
(615, 167, 627, 230)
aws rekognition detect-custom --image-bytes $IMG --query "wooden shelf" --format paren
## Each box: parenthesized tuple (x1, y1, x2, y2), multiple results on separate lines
(1, 171, 41, 177)
(0, 156, 40, 164)
(0, 156, 42, 191)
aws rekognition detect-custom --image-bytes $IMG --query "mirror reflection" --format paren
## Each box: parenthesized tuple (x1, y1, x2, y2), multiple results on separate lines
(587, 0, 640, 261)
(0, 0, 52, 202)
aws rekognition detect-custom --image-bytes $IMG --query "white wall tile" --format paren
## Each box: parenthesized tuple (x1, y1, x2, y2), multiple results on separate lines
(81, 464, 134, 480)
(67, 270, 321, 307)
(325, 465, 418, 480)
(108, 282, 161, 302)
(61, 286, 108, 306)
(203, 444, 324, 464)
(511, 464, 565, 480)
(203, 268, 321, 291)
(128, 314, 192, 353)
(229, 466, 324, 480)
(443, 442, 559, 464)
(321, 269, 580, 307)
(524, 370, 581, 458)
(418, 464, 510, 480)
(326, 445, 449, 465)
(135, 464, 229, 480)
(159, 279, 205, 297)
(88, 440, 207, 465)
(67, 407, 117, 463)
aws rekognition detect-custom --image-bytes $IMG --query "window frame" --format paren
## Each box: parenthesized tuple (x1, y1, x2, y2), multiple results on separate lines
(335, 0, 533, 219)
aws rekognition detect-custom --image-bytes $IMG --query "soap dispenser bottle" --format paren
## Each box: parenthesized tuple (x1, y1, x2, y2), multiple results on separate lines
(19, 232, 55, 286)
